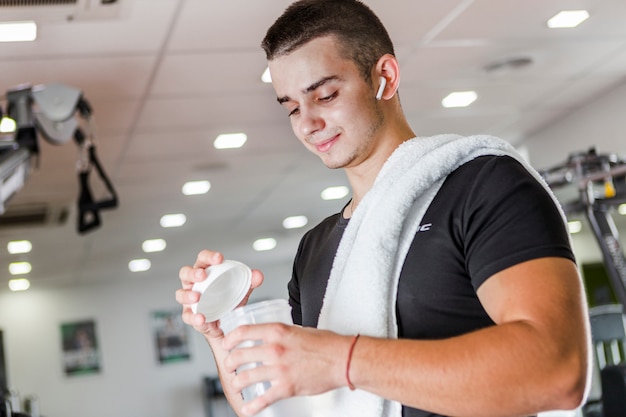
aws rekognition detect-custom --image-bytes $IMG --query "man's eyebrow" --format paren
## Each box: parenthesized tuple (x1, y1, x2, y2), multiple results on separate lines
(276, 76, 340, 105)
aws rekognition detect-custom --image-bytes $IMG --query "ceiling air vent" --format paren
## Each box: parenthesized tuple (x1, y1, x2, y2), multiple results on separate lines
(0, 202, 68, 229)
(0, 0, 121, 22)
(0, 1, 77, 6)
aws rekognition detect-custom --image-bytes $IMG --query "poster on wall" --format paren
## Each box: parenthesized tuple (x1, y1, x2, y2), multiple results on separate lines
(60, 320, 101, 376)
(151, 310, 191, 364)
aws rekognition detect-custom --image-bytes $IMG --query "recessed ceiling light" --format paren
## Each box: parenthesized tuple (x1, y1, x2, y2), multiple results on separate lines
(0, 21, 37, 42)
(142, 239, 167, 253)
(129, 259, 151, 272)
(442, 91, 477, 108)
(253, 238, 277, 252)
(7, 240, 32, 254)
(321, 186, 349, 201)
(567, 220, 583, 234)
(547, 10, 589, 29)
(160, 213, 186, 228)
(619, 204, 626, 215)
(261, 67, 272, 83)
(9, 261, 31, 275)
(0, 116, 17, 133)
(182, 180, 211, 196)
(9, 278, 30, 292)
(283, 215, 308, 229)
(214, 133, 247, 150)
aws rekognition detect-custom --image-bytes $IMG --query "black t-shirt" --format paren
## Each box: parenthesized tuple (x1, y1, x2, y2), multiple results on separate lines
(289, 155, 575, 417)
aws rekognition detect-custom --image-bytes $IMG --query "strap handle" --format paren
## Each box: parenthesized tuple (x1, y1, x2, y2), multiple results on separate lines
(75, 127, 118, 233)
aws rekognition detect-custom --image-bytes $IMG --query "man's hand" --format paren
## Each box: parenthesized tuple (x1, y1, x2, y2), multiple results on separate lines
(175, 250, 264, 339)
(221, 323, 352, 416)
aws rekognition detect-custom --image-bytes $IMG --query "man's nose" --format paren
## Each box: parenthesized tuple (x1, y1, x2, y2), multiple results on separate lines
(298, 105, 325, 137)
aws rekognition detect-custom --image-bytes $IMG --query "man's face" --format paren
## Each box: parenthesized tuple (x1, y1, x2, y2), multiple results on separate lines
(269, 36, 384, 170)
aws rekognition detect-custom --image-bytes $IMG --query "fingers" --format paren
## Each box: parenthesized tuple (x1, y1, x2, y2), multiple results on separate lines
(178, 266, 201, 289)
(222, 323, 288, 352)
(250, 269, 264, 289)
(242, 393, 272, 417)
(175, 284, 222, 334)
(176, 250, 222, 309)
(176, 250, 224, 334)
(176, 250, 265, 341)
(182, 309, 204, 328)
(177, 298, 204, 327)
(179, 250, 223, 287)
(175, 286, 200, 306)
(229, 357, 301, 417)
(236, 269, 265, 308)
(174, 270, 202, 325)
(221, 325, 338, 415)
(238, 372, 294, 417)
(179, 307, 225, 337)
(193, 249, 223, 269)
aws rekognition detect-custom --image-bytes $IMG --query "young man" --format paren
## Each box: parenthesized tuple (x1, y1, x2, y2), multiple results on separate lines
(176, 1, 591, 416)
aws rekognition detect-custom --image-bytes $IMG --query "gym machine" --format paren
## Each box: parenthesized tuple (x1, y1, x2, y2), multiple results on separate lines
(541, 148, 626, 417)
(540, 148, 626, 307)
(0, 83, 118, 234)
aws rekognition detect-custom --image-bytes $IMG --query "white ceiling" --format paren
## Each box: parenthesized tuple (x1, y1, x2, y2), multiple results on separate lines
(1, 0, 626, 292)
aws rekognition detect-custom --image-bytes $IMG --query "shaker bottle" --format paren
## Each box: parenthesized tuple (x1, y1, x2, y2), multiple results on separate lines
(190, 260, 313, 416)
(220, 299, 311, 417)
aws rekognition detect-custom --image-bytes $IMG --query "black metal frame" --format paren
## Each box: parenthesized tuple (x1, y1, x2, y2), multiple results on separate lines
(541, 148, 626, 307)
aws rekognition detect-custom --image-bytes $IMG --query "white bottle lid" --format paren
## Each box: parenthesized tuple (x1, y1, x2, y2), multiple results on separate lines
(190, 260, 252, 322)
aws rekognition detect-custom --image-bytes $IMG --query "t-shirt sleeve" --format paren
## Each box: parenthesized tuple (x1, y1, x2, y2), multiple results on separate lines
(462, 156, 575, 290)
(289, 237, 306, 326)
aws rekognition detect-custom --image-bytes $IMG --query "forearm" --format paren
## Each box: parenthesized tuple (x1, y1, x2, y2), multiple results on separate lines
(348, 322, 588, 417)
(205, 335, 247, 416)
(176, 249, 267, 415)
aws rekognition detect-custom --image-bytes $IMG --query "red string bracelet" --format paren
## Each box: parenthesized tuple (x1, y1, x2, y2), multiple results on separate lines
(346, 334, 360, 390)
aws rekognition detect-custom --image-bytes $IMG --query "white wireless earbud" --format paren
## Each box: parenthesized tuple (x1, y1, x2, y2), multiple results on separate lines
(375, 76, 387, 100)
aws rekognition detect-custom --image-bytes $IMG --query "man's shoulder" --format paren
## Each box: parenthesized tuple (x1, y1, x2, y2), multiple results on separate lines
(301, 211, 343, 241)
(448, 154, 529, 187)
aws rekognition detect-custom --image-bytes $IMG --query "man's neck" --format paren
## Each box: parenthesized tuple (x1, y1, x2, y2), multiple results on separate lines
(345, 133, 415, 206)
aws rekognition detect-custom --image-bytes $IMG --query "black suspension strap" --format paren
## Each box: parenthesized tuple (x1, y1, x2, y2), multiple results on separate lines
(75, 119, 118, 234)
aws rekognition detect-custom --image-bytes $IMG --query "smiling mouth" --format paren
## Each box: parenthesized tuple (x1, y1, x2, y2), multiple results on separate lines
(313, 134, 339, 153)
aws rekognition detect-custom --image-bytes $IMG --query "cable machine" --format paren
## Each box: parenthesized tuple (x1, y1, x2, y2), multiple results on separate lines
(540, 148, 626, 307)
(0, 83, 118, 234)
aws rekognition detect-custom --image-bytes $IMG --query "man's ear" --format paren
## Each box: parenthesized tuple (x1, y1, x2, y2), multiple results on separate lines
(375, 54, 400, 100)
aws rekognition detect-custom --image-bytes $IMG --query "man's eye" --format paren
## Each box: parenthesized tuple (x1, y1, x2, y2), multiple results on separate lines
(288, 108, 300, 117)
(319, 92, 337, 102)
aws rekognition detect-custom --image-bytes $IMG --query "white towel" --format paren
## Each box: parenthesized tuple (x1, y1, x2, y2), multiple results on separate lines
(313, 134, 564, 417)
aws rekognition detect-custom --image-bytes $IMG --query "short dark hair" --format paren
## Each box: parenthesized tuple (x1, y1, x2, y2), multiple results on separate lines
(261, 0, 395, 82)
